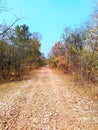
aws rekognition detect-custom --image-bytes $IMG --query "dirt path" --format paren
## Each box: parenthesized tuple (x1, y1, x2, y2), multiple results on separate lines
(0, 66, 98, 130)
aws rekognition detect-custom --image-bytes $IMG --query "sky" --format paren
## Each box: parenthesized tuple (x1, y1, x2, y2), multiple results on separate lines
(0, 0, 96, 56)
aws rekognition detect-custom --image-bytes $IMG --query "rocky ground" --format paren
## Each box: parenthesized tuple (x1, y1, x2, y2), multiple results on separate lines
(0, 66, 98, 130)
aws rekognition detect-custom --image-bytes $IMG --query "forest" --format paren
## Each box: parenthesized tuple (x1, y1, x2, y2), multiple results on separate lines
(49, 7, 98, 84)
(0, 24, 45, 81)
(0, 2, 98, 85)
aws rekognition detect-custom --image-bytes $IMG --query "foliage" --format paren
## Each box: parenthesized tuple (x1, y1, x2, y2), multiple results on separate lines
(49, 7, 98, 83)
(0, 24, 45, 80)
(48, 56, 58, 68)
(50, 41, 66, 56)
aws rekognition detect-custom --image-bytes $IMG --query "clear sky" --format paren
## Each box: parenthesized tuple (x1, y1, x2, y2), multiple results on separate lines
(0, 0, 96, 56)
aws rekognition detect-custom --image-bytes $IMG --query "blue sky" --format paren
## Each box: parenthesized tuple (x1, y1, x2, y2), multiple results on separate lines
(0, 0, 96, 56)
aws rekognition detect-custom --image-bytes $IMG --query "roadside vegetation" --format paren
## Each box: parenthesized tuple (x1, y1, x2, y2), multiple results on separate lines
(0, 24, 46, 83)
(49, 5, 98, 85)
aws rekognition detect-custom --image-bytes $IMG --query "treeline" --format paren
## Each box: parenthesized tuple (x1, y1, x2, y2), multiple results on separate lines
(0, 24, 45, 80)
(49, 9, 98, 83)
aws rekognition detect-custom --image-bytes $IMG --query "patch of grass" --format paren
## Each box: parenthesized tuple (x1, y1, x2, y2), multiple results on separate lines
(0, 69, 38, 83)
(53, 69, 98, 100)
(0, 69, 38, 99)
(16, 69, 38, 81)
(0, 81, 22, 99)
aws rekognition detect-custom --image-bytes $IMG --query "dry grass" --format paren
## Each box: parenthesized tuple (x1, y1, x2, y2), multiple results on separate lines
(52, 69, 98, 101)
(0, 81, 23, 99)
(0, 69, 38, 99)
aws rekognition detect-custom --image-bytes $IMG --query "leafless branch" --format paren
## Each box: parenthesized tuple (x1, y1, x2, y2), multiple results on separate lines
(0, 18, 21, 36)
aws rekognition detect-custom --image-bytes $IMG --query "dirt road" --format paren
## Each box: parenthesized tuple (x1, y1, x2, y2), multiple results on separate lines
(0, 66, 98, 130)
